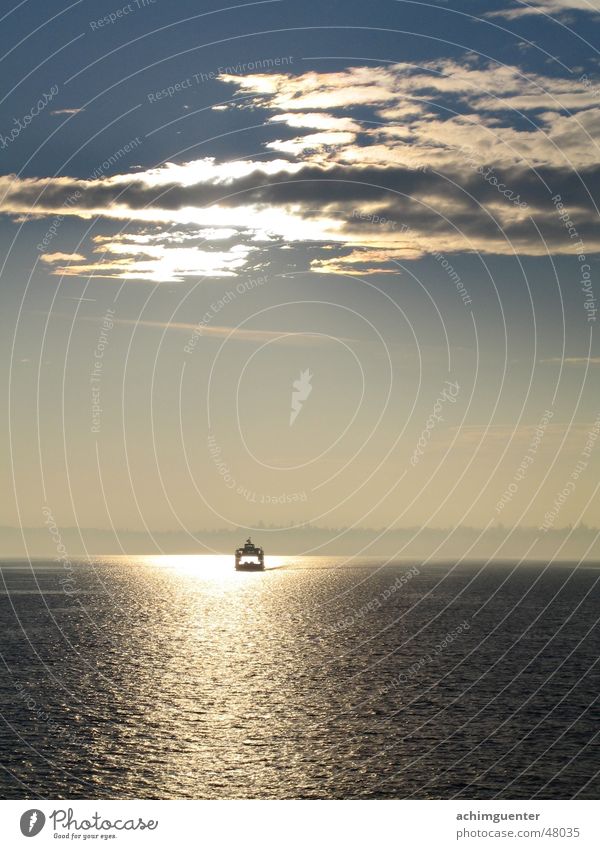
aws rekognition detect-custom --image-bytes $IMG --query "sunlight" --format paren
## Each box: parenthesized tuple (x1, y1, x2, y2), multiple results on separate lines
(136, 554, 285, 577)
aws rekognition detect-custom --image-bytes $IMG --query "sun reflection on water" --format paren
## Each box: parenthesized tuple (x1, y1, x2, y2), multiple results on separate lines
(136, 554, 288, 578)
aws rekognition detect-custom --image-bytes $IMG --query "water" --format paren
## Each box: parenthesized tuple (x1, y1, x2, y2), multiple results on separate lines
(0, 556, 598, 799)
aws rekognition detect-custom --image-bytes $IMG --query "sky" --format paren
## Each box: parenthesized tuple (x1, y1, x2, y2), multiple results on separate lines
(1, 0, 599, 554)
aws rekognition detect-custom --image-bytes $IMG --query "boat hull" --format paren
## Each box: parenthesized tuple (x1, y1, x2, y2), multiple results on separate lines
(235, 562, 265, 571)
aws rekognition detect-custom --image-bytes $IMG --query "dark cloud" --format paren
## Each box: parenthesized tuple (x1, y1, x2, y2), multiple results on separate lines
(6, 161, 600, 214)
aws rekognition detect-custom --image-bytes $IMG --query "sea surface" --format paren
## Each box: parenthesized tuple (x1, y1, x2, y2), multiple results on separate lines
(0, 556, 598, 799)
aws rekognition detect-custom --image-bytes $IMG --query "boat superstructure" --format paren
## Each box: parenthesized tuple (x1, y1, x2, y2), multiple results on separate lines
(235, 537, 265, 570)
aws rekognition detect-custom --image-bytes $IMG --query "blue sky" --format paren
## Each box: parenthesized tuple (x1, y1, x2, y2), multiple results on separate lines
(1, 0, 599, 544)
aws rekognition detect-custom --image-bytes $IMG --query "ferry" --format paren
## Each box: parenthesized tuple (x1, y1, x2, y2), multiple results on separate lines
(235, 537, 265, 571)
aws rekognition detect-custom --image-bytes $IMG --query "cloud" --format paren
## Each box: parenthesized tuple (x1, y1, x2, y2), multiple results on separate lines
(82, 315, 348, 345)
(539, 356, 600, 365)
(311, 247, 420, 274)
(267, 130, 357, 157)
(5, 158, 599, 242)
(41, 252, 86, 263)
(51, 107, 85, 115)
(3, 58, 600, 280)
(46, 236, 257, 282)
(487, 0, 600, 20)
(224, 57, 600, 117)
(269, 112, 362, 132)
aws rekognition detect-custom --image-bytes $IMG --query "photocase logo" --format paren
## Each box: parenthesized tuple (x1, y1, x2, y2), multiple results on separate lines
(20, 810, 45, 837)
(290, 368, 313, 425)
